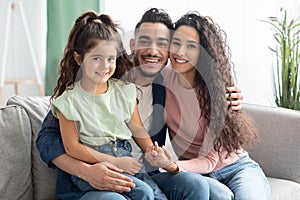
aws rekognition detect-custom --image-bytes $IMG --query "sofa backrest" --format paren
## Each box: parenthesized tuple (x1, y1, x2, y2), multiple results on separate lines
(5, 96, 56, 200)
(243, 103, 300, 184)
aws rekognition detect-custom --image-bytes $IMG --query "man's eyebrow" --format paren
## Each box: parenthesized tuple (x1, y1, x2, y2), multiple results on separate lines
(138, 35, 150, 40)
(157, 37, 169, 42)
(138, 35, 169, 42)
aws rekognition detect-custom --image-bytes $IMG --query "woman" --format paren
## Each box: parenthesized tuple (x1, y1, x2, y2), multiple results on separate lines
(147, 11, 271, 200)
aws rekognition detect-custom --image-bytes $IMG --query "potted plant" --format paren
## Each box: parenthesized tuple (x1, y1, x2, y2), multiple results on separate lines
(262, 8, 300, 110)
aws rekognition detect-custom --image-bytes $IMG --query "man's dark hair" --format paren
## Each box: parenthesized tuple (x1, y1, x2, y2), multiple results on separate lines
(135, 8, 173, 33)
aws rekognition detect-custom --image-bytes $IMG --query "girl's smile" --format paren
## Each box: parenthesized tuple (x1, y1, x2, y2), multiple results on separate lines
(74, 40, 117, 93)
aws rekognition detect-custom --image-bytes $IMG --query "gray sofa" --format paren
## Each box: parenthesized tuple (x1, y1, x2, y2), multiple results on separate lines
(0, 95, 299, 200)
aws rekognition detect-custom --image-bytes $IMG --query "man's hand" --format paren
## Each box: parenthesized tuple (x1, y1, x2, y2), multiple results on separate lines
(226, 86, 243, 111)
(83, 162, 135, 193)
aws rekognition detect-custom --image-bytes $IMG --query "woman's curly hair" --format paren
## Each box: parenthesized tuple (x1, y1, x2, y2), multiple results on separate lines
(174, 12, 257, 157)
(51, 10, 133, 102)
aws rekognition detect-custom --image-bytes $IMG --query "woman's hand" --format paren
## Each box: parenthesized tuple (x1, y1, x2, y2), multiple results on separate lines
(226, 86, 243, 111)
(145, 142, 178, 172)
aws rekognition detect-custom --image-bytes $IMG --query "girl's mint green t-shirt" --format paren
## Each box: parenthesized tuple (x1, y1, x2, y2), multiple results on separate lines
(51, 78, 136, 146)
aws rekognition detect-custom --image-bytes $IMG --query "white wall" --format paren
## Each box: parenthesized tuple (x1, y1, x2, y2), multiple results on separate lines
(0, 0, 299, 107)
(0, 0, 46, 106)
(103, 0, 300, 107)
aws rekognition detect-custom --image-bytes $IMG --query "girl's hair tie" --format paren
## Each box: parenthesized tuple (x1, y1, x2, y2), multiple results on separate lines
(93, 19, 102, 24)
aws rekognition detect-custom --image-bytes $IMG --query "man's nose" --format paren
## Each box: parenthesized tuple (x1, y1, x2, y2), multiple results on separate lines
(146, 43, 159, 55)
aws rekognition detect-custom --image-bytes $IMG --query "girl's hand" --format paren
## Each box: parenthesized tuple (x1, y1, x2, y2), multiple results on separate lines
(146, 141, 158, 153)
(226, 86, 243, 111)
(112, 157, 142, 175)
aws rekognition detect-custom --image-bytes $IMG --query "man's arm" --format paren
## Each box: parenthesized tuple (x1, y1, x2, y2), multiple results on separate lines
(226, 86, 243, 110)
(36, 111, 65, 168)
(36, 111, 135, 192)
(53, 154, 134, 193)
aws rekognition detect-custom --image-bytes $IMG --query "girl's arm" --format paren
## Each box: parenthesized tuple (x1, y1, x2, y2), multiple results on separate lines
(127, 103, 154, 152)
(59, 112, 143, 175)
(58, 112, 116, 164)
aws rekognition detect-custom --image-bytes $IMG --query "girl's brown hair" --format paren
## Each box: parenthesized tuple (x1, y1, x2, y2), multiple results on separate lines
(51, 10, 133, 101)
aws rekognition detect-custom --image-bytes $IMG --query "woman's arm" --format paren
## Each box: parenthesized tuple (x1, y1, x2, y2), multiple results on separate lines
(58, 112, 116, 164)
(146, 145, 219, 174)
(127, 103, 154, 152)
(174, 150, 219, 173)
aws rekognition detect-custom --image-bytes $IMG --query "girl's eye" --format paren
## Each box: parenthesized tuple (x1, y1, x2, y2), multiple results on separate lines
(94, 57, 101, 62)
(108, 57, 116, 63)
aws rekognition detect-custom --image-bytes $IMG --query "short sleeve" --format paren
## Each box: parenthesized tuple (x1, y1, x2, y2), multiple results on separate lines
(51, 90, 80, 121)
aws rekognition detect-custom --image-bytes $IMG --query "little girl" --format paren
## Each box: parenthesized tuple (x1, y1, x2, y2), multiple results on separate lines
(50, 10, 166, 200)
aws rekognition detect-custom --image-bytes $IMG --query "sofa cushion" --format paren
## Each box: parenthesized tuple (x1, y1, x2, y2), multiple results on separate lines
(243, 104, 300, 184)
(268, 177, 300, 200)
(0, 105, 33, 200)
(7, 96, 56, 200)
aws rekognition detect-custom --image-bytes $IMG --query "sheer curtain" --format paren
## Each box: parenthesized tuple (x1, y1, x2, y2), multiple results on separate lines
(45, 0, 100, 95)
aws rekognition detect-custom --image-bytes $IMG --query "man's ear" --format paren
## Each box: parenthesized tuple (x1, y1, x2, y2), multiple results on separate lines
(73, 51, 81, 65)
(129, 39, 135, 54)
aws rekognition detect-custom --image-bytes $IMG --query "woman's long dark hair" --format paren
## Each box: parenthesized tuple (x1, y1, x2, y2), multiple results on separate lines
(51, 10, 133, 101)
(174, 12, 257, 157)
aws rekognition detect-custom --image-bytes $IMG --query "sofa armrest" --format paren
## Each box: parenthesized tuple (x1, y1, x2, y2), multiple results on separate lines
(243, 103, 300, 184)
(6, 95, 57, 200)
(0, 105, 33, 199)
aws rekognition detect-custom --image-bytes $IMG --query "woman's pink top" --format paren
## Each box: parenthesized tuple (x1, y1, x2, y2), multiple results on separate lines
(162, 66, 246, 174)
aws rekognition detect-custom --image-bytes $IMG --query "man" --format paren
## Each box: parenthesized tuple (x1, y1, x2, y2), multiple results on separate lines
(36, 8, 243, 199)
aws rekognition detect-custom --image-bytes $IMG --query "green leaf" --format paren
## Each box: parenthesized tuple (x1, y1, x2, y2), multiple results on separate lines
(263, 8, 300, 110)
